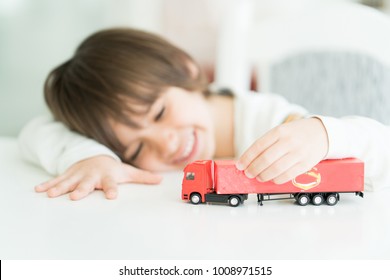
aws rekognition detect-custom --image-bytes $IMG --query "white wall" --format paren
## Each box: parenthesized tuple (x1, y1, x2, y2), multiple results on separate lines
(1, 0, 387, 136)
(0, 0, 163, 137)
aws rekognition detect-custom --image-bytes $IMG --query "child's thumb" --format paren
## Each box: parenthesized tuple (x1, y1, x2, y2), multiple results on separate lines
(122, 165, 163, 185)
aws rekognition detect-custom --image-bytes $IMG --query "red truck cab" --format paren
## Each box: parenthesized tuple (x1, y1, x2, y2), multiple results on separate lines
(182, 160, 249, 206)
(181, 160, 213, 204)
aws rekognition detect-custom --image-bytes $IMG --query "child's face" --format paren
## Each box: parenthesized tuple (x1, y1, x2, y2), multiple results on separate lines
(112, 87, 216, 171)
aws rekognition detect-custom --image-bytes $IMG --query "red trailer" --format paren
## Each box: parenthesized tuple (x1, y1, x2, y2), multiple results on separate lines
(181, 158, 364, 207)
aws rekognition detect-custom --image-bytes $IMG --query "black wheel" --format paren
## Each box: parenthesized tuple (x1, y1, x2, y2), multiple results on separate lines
(228, 195, 240, 207)
(326, 193, 338, 206)
(190, 193, 201, 205)
(297, 194, 310, 206)
(312, 194, 324, 206)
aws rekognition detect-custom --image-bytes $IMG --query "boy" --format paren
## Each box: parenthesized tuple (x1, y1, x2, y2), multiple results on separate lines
(19, 28, 390, 200)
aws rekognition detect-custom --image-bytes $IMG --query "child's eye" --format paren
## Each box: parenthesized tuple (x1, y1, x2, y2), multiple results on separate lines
(154, 106, 165, 121)
(130, 142, 144, 162)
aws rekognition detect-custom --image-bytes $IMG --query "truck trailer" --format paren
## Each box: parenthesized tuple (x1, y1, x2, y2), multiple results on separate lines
(181, 158, 364, 207)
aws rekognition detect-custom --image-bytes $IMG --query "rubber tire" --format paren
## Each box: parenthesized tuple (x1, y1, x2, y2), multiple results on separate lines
(297, 194, 310, 206)
(312, 194, 324, 206)
(326, 193, 338, 206)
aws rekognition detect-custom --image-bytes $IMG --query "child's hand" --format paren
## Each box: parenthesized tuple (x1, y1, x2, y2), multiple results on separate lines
(34, 156, 162, 200)
(236, 118, 328, 184)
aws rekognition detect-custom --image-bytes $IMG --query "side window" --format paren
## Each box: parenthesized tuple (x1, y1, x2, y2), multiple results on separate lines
(186, 172, 195, 180)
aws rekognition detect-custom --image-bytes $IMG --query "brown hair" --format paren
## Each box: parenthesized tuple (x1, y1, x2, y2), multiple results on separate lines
(44, 28, 209, 160)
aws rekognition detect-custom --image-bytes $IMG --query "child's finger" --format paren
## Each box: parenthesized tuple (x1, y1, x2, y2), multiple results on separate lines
(69, 178, 96, 200)
(123, 166, 163, 185)
(236, 129, 278, 171)
(132, 170, 163, 185)
(271, 162, 309, 185)
(243, 142, 289, 179)
(34, 175, 65, 192)
(256, 153, 299, 183)
(101, 176, 118, 200)
(46, 178, 78, 198)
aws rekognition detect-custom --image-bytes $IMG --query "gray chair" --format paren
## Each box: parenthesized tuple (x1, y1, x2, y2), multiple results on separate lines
(270, 51, 390, 124)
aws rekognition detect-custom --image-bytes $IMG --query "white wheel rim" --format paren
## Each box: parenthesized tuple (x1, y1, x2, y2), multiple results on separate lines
(230, 197, 239, 206)
(300, 196, 308, 205)
(314, 196, 322, 204)
(328, 196, 336, 205)
(191, 195, 200, 204)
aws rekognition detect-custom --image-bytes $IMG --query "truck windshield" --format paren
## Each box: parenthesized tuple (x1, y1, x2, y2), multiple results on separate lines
(186, 172, 195, 180)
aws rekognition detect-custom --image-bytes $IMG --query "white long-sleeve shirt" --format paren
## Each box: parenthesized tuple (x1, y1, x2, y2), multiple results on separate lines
(19, 93, 390, 191)
(18, 115, 120, 175)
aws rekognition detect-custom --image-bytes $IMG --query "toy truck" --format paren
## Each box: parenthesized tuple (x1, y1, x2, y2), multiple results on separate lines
(181, 158, 364, 207)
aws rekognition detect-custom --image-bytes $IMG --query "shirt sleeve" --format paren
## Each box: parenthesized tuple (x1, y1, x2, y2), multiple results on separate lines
(316, 115, 390, 191)
(18, 115, 120, 175)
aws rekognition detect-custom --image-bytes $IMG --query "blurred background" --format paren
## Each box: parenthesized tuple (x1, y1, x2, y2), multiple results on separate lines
(1, 0, 390, 136)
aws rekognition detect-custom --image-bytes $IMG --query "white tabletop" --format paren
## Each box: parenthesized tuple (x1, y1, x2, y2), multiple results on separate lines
(1, 137, 389, 260)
